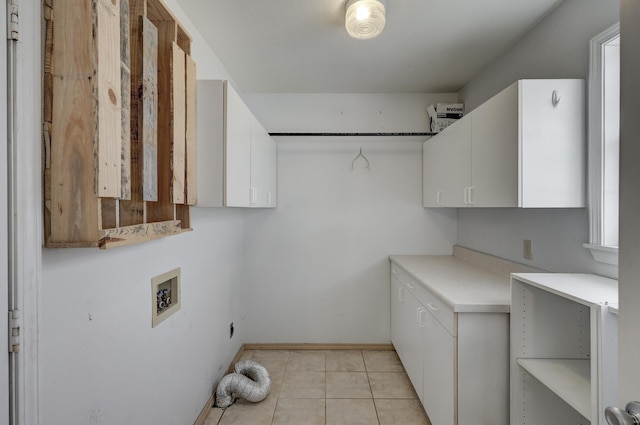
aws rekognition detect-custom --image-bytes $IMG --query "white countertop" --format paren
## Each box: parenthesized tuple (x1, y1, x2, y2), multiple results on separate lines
(512, 272, 618, 307)
(389, 255, 511, 313)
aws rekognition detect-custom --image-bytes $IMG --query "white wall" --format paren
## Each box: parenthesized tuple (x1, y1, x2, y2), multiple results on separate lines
(459, 0, 620, 111)
(456, 0, 619, 279)
(37, 2, 247, 424)
(243, 94, 458, 343)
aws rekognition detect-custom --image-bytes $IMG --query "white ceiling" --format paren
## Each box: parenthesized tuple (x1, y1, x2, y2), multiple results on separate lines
(175, 0, 566, 94)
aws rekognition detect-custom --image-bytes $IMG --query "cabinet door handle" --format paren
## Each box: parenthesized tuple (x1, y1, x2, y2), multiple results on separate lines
(417, 308, 427, 327)
(552, 90, 561, 107)
(398, 286, 404, 302)
(468, 186, 475, 205)
(436, 191, 443, 206)
(464, 187, 469, 205)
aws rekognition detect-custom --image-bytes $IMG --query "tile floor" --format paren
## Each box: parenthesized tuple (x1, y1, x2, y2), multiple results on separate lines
(203, 349, 431, 425)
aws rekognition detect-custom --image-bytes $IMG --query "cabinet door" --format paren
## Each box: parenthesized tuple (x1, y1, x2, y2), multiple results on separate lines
(471, 82, 519, 207)
(390, 276, 406, 359)
(224, 83, 252, 207)
(423, 114, 472, 207)
(519, 80, 585, 207)
(196, 80, 225, 207)
(250, 116, 277, 208)
(422, 309, 455, 425)
(391, 276, 424, 401)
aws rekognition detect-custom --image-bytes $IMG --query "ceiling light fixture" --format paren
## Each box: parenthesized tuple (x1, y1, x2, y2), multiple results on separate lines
(345, 0, 386, 40)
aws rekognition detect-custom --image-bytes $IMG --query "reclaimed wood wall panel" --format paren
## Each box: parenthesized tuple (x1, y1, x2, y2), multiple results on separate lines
(44, 0, 195, 247)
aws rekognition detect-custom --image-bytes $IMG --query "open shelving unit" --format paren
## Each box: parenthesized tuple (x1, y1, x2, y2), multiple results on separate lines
(510, 273, 618, 425)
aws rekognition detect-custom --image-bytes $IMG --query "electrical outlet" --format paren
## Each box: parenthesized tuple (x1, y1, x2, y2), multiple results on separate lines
(524, 240, 533, 260)
(229, 322, 234, 339)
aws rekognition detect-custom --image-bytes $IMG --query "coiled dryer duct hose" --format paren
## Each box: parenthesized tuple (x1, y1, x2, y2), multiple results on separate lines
(215, 359, 271, 408)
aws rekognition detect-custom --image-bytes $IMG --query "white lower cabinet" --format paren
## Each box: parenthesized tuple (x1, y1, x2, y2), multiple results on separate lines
(390, 261, 509, 425)
(391, 276, 425, 401)
(422, 308, 455, 425)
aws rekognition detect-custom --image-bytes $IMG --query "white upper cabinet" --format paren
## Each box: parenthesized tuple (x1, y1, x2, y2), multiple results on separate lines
(249, 114, 277, 208)
(423, 79, 585, 208)
(224, 82, 253, 207)
(196, 80, 277, 208)
(423, 114, 472, 207)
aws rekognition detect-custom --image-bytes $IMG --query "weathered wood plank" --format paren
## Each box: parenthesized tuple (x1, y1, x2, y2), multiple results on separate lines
(43, 121, 52, 171)
(141, 16, 158, 201)
(120, 0, 131, 200)
(176, 204, 190, 229)
(171, 42, 186, 205)
(146, 0, 176, 22)
(119, 1, 146, 226)
(146, 19, 177, 223)
(185, 54, 197, 205)
(176, 24, 191, 54)
(99, 220, 183, 249)
(100, 198, 118, 229)
(43, 6, 54, 122)
(94, 0, 122, 198)
(50, 0, 99, 244)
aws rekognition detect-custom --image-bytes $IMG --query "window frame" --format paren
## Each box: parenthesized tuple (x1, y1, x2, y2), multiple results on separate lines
(584, 23, 620, 266)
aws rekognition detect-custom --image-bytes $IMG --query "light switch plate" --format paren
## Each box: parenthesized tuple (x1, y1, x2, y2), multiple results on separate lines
(524, 240, 533, 260)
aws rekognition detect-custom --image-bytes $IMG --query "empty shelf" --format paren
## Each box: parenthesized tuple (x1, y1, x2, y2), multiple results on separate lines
(517, 358, 591, 420)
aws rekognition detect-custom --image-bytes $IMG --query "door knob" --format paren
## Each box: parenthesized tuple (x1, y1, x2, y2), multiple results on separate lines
(606, 402, 640, 425)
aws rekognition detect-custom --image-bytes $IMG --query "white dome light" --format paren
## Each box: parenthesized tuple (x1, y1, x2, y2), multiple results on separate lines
(345, 0, 386, 40)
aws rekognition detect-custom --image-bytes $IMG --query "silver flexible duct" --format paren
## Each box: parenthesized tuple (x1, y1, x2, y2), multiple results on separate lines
(215, 359, 272, 408)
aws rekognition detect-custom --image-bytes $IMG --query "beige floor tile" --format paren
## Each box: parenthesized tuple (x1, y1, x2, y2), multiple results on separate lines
(279, 371, 325, 398)
(326, 399, 379, 425)
(326, 372, 372, 399)
(368, 372, 418, 399)
(203, 407, 224, 425)
(272, 398, 325, 425)
(266, 370, 284, 399)
(363, 350, 404, 372)
(375, 399, 432, 425)
(218, 397, 277, 425)
(286, 351, 325, 372)
(251, 350, 291, 373)
(239, 350, 255, 361)
(326, 350, 366, 372)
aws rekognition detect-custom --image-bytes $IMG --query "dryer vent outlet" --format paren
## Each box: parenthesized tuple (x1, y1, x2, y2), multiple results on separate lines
(230, 322, 234, 339)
